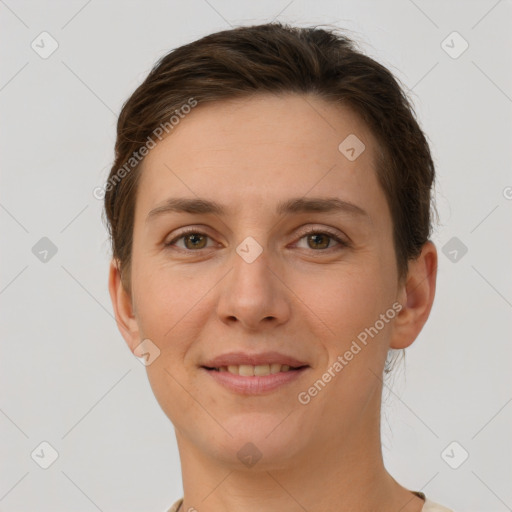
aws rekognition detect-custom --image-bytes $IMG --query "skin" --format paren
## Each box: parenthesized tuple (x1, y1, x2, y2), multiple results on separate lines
(109, 93, 437, 512)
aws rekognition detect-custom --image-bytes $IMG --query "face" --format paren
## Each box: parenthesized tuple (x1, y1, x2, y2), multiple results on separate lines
(110, 93, 424, 468)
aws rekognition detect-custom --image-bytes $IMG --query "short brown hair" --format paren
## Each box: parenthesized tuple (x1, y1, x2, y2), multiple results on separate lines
(103, 22, 436, 294)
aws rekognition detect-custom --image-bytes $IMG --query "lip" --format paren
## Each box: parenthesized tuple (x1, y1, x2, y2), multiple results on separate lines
(202, 366, 309, 395)
(202, 351, 308, 368)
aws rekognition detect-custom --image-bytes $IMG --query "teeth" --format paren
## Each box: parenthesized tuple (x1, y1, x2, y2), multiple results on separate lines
(220, 364, 295, 376)
(270, 363, 281, 374)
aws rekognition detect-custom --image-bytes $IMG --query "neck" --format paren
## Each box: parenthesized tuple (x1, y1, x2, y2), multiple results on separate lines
(173, 388, 424, 512)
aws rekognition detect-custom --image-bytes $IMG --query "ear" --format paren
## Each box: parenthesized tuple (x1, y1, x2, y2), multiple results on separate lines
(108, 258, 140, 354)
(390, 241, 438, 349)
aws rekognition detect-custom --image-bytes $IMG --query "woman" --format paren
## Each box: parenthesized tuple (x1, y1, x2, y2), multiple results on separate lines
(104, 22, 452, 512)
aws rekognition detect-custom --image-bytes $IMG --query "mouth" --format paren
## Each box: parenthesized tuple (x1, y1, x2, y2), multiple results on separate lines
(202, 363, 307, 376)
(201, 362, 310, 395)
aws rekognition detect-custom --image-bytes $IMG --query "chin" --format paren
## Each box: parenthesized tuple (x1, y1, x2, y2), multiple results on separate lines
(203, 413, 308, 470)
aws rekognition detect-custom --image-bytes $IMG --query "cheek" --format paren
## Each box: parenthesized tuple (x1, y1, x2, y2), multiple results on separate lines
(300, 266, 384, 337)
(294, 260, 396, 382)
(131, 257, 199, 347)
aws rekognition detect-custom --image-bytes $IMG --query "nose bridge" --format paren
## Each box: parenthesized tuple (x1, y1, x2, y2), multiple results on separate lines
(216, 234, 290, 328)
(233, 238, 271, 294)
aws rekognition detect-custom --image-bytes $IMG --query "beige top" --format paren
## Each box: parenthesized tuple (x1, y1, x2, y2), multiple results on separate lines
(166, 491, 455, 511)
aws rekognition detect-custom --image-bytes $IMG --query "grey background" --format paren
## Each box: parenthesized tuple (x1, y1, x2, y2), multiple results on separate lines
(1, 0, 511, 511)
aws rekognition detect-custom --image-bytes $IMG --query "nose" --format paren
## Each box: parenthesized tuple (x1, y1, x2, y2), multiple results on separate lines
(216, 243, 292, 332)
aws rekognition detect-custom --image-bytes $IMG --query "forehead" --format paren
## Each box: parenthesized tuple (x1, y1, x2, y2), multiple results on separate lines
(135, 93, 386, 223)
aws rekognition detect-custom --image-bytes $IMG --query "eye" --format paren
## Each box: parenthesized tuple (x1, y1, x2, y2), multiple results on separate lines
(165, 229, 215, 251)
(294, 228, 349, 251)
(164, 227, 350, 253)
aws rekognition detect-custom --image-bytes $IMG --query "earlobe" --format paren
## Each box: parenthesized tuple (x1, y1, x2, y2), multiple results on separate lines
(108, 259, 140, 353)
(390, 241, 438, 349)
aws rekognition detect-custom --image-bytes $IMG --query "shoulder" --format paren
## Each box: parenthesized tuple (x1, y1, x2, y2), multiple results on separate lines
(165, 498, 183, 512)
(422, 497, 455, 511)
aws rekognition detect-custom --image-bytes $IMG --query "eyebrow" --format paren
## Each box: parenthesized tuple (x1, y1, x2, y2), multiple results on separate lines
(146, 197, 370, 223)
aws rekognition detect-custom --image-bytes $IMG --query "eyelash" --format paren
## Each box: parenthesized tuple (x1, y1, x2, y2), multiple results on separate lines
(164, 227, 350, 253)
